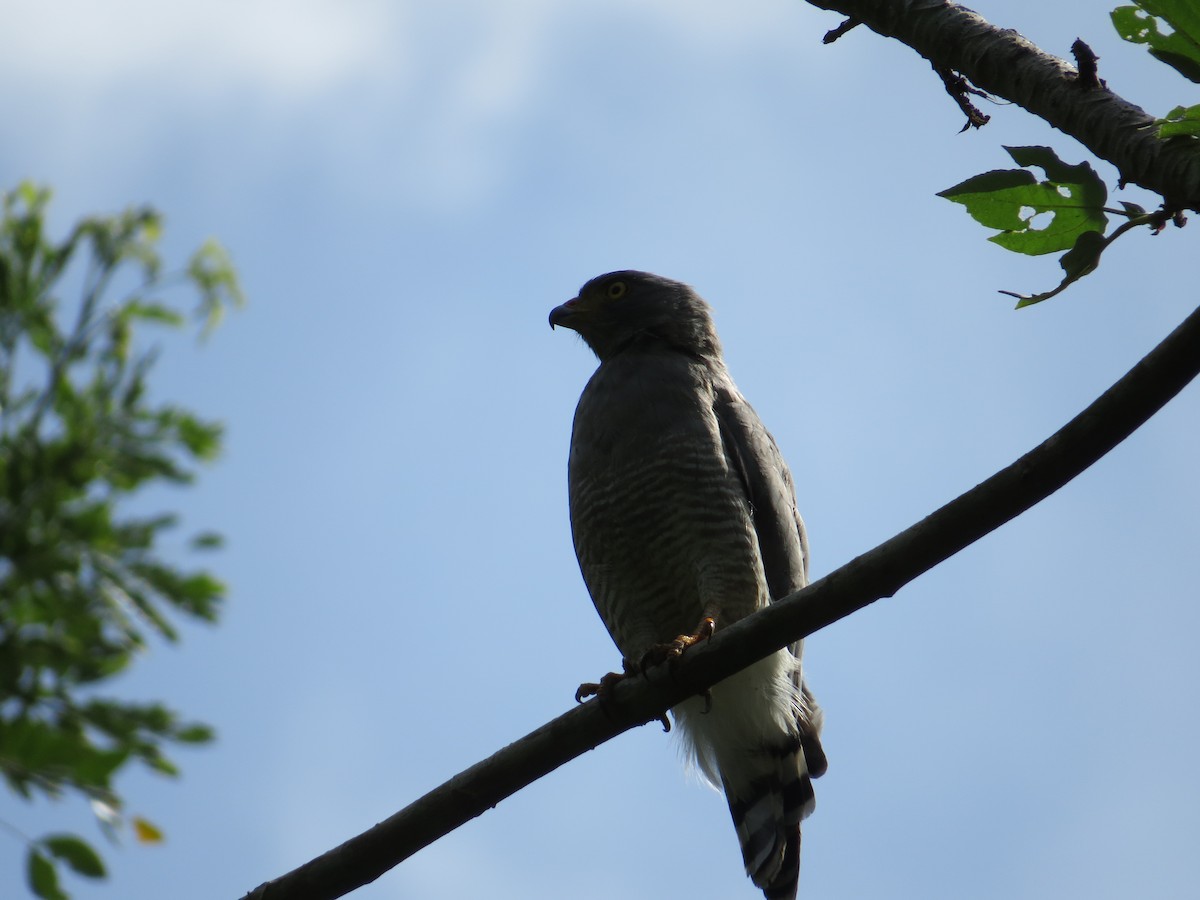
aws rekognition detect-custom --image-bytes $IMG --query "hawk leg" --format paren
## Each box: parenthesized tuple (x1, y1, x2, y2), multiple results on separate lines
(575, 660, 673, 732)
(639, 616, 716, 713)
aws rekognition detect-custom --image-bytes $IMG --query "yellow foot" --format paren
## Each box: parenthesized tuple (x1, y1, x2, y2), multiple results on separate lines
(639, 616, 716, 671)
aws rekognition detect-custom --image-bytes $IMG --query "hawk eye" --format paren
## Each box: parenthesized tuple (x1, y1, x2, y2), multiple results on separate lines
(606, 281, 627, 299)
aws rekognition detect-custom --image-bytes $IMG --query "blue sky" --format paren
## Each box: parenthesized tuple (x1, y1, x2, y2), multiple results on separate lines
(3, 2, 1198, 898)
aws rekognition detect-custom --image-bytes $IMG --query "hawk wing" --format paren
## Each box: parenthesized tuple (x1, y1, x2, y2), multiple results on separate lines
(712, 381, 808, 599)
(713, 378, 827, 784)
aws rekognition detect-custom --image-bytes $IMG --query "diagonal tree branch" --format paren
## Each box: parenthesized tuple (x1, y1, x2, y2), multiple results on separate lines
(242, 299, 1200, 900)
(809, 0, 1200, 210)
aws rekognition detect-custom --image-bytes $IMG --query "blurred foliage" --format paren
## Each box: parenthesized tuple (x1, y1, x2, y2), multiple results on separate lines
(0, 182, 242, 898)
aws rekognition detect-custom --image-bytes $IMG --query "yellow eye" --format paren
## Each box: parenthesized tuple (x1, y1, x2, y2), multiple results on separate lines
(606, 281, 627, 299)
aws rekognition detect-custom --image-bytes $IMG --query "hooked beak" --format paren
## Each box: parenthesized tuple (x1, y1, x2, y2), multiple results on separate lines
(548, 296, 583, 330)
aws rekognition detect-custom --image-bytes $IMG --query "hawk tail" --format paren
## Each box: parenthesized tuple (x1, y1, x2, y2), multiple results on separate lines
(723, 738, 815, 900)
(673, 653, 825, 900)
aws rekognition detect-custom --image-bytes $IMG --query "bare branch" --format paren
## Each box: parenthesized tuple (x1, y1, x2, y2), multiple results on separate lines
(242, 297, 1200, 899)
(804, 0, 1200, 210)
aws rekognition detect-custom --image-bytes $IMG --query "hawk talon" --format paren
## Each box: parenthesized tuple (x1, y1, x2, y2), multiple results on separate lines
(638, 616, 717, 672)
(574, 668, 629, 704)
(577, 667, 673, 734)
(574, 682, 601, 704)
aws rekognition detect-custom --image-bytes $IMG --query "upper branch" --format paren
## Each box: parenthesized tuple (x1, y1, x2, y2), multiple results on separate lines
(809, 0, 1200, 210)
(242, 298, 1200, 900)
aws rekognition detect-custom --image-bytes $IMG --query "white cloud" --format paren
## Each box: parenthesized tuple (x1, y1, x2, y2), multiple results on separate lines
(4, 0, 398, 100)
(0, 0, 832, 209)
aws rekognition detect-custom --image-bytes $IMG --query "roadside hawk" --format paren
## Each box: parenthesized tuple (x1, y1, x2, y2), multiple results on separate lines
(550, 271, 827, 899)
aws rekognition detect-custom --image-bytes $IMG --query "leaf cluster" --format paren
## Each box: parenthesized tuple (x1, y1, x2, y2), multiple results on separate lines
(1112, 2, 1200, 142)
(0, 182, 241, 897)
(940, 1, 1198, 305)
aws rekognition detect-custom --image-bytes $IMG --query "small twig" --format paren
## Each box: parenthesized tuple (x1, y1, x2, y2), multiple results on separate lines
(823, 17, 860, 44)
(0, 816, 35, 846)
(933, 64, 991, 131)
(1070, 38, 1103, 90)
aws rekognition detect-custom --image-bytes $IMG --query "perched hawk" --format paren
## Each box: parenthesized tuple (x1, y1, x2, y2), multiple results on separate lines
(550, 271, 826, 899)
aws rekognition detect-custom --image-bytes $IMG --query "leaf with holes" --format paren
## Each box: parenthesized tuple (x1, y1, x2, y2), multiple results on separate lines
(1113, 1, 1200, 83)
(938, 146, 1108, 255)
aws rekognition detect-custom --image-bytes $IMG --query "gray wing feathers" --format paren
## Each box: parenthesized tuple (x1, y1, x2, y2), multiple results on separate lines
(712, 382, 808, 599)
(713, 383, 829, 777)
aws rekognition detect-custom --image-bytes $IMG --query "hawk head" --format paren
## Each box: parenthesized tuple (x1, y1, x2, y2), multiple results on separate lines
(549, 270, 722, 362)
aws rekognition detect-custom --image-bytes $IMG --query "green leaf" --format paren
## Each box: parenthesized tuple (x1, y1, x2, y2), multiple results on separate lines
(174, 723, 216, 744)
(27, 310, 60, 355)
(0, 718, 108, 784)
(187, 238, 245, 336)
(27, 849, 67, 900)
(1155, 103, 1200, 138)
(120, 300, 185, 327)
(189, 531, 225, 550)
(180, 572, 225, 604)
(937, 146, 1108, 255)
(175, 412, 223, 460)
(1112, 2, 1200, 82)
(146, 755, 181, 777)
(43, 835, 107, 879)
(936, 169, 1037, 230)
(70, 746, 131, 791)
(119, 583, 181, 642)
(15, 180, 50, 210)
(1002, 230, 1108, 308)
